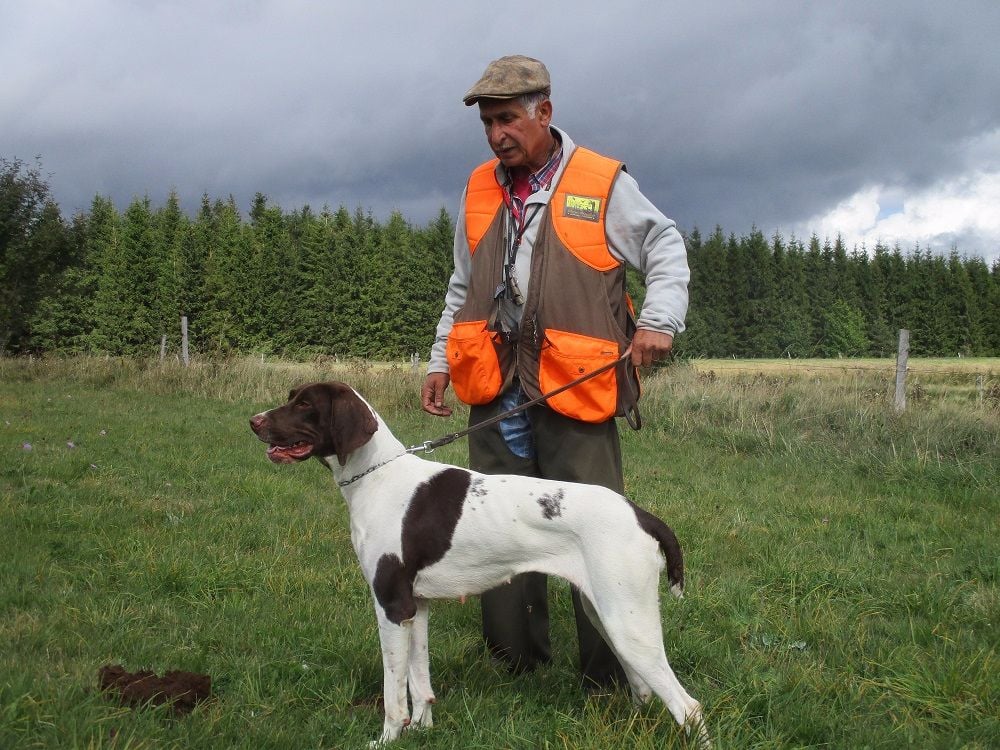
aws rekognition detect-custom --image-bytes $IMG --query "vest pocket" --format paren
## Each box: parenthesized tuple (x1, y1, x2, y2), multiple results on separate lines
(539, 329, 619, 423)
(446, 320, 504, 405)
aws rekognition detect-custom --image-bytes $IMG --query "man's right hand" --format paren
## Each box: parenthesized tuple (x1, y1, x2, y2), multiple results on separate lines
(421, 373, 453, 417)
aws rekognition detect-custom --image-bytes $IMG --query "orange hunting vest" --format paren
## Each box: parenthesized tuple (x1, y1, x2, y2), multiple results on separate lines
(446, 146, 639, 424)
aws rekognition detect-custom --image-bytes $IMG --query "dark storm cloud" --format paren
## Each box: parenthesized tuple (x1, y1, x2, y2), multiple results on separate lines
(2, 1, 998, 257)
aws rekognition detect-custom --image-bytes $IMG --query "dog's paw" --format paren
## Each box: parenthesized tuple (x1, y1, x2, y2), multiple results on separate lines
(408, 702, 433, 729)
(683, 705, 711, 748)
(369, 719, 406, 747)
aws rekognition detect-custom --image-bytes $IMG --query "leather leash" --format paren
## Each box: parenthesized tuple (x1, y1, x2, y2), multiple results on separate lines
(408, 350, 639, 455)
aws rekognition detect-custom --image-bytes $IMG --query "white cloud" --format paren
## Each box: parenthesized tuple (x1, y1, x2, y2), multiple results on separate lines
(790, 170, 1000, 264)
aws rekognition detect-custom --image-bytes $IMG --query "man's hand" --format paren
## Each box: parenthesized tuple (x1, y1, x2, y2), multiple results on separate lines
(421, 372, 453, 416)
(630, 328, 674, 367)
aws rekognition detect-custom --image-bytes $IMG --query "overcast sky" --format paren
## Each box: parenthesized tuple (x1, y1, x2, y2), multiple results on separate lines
(4, 1, 999, 264)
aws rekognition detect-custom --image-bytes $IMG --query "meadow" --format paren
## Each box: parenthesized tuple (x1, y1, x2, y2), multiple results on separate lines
(1, 356, 997, 749)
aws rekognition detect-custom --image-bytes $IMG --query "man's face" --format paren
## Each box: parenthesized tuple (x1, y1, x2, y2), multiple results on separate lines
(478, 97, 553, 172)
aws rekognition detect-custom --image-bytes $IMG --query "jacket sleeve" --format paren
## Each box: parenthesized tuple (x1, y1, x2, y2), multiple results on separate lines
(427, 188, 472, 374)
(604, 170, 689, 336)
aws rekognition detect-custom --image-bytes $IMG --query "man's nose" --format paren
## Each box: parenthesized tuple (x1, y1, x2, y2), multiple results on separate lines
(488, 123, 505, 145)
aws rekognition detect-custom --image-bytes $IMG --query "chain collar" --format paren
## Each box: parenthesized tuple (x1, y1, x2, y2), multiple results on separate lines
(336, 452, 406, 488)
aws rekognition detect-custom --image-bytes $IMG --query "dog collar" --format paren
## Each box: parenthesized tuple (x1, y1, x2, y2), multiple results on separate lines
(337, 452, 406, 488)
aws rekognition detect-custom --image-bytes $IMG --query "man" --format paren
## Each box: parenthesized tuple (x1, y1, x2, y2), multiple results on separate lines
(421, 55, 689, 689)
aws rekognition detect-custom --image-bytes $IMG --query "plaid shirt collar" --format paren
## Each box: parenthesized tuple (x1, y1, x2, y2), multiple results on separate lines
(525, 141, 563, 193)
(502, 132, 563, 227)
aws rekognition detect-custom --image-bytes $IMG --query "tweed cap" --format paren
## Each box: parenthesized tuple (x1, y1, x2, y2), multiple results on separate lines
(463, 55, 551, 106)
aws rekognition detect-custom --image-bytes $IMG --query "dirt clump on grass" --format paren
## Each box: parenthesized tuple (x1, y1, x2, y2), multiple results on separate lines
(98, 664, 211, 715)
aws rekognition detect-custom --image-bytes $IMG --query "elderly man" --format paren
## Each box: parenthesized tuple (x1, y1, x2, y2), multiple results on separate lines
(422, 55, 689, 689)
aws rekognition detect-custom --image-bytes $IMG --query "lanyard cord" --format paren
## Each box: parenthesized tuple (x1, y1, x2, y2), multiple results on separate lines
(500, 202, 542, 300)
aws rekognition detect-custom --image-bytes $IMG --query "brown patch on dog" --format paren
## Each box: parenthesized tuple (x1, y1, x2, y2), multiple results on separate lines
(373, 553, 416, 624)
(372, 468, 470, 625)
(629, 501, 684, 593)
(401, 468, 469, 569)
(537, 489, 564, 519)
(98, 665, 211, 715)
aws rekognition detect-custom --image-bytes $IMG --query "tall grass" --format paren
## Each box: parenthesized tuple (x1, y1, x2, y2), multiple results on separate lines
(2, 355, 997, 748)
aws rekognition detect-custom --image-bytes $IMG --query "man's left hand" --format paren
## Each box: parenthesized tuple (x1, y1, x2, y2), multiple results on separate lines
(630, 328, 673, 367)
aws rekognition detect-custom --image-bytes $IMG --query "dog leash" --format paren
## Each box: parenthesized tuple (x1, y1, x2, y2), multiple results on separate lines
(407, 350, 640, 455)
(337, 352, 639, 487)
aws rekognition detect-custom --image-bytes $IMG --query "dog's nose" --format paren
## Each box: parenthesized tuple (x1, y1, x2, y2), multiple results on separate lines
(249, 414, 267, 434)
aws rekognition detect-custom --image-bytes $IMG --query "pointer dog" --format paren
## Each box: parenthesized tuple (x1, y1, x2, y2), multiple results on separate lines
(250, 382, 706, 745)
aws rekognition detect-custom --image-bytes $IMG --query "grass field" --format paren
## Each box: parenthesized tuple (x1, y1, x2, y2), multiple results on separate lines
(1, 356, 997, 749)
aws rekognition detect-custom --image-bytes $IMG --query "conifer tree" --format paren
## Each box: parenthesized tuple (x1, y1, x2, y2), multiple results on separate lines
(199, 197, 250, 352)
(407, 209, 455, 358)
(772, 235, 814, 357)
(820, 299, 868, 357)
(246, 195, 297, 352)
(965, 255, 993, 354)
(988, 260, 1000, 354)
(0, 158, 69, 353)
(345, 207, 383, 357)
(369, 211, 414, 357)
(85, 195, 126, 353)
(291, 205, 345, 355)
(697, 226, 735, 356)
(902, 249, 937, 355)
(741, 227, 781, 356)
(171, 196, 206, 346)
(858, 244, 895, 355)
(116, 196, 163, 355)
(874, 244, 910, 340)
(27, 212, 93, 352)
(939, 250, 976, 355)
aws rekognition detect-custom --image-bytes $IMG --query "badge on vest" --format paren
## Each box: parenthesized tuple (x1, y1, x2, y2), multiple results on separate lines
(563, 194, 602, 222)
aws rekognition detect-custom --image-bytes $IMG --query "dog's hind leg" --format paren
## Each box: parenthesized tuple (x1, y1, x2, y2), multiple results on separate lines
(582, 560, 708, 747)
(373, 607, 413, 745)
(406, 598, 435, 729)
(598, 605, 707, 746)
(578, 591, 652, 704)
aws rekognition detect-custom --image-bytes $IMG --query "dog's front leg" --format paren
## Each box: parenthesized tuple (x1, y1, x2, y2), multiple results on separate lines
(407, 599, 434, 729)
(373, 608, 412, 746)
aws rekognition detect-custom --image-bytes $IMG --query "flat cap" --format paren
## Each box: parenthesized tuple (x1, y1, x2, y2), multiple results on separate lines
(463, 55, 551, 106)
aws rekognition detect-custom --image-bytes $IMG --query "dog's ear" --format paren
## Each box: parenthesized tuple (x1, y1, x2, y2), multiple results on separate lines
(326, 384, 378, 466)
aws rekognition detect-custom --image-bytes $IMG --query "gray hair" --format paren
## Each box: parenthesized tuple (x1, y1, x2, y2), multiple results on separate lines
(519, 91, 549, 118)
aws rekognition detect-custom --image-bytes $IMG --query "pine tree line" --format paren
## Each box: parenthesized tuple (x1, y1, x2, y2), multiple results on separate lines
(3, 158, 999, 360)
(680, 227, 1000, 358)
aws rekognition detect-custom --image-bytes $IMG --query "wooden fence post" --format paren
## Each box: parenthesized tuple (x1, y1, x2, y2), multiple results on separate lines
(181, 316, 190, 367)
(160, 335, 167, 362)
(894, 329, 909, 412)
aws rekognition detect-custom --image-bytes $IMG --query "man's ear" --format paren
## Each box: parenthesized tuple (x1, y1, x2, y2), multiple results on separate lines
(537, 98, 553, 127)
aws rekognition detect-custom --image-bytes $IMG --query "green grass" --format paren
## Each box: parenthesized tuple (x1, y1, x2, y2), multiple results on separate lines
(1, 356, 997, 748)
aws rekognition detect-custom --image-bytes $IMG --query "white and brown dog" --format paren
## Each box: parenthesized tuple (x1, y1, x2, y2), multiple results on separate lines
(250, 382, 707, 746)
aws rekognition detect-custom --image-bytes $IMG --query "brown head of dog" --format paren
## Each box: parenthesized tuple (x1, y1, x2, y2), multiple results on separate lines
(249, 382, 378, 465)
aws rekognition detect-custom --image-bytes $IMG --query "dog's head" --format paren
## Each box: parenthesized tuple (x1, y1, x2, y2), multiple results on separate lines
(249, 382, 378, 466)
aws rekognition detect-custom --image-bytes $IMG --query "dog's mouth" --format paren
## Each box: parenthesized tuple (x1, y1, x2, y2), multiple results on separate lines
(266, 441, 314, 464)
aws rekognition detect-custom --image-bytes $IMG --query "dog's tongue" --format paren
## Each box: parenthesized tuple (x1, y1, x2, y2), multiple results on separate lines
(267, 443, 313, 463)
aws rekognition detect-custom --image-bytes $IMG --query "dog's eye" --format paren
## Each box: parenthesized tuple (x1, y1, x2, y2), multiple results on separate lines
(295, 401, 311, 410)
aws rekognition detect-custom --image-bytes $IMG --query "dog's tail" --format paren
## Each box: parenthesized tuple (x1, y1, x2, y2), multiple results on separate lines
(631, 502, 685, 598)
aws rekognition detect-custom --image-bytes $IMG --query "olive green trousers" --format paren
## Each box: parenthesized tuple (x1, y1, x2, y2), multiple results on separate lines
(468, 397, 628, 688)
